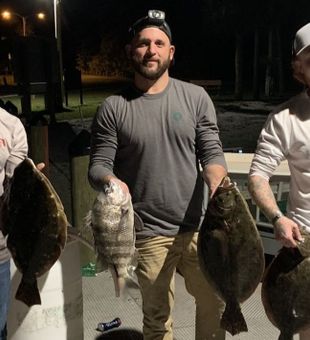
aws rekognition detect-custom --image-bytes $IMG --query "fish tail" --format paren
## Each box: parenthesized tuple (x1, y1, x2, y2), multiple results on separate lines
(220, 302, 248, 335)
(15, 277, 41, 307)
(109, 265, 139, 298)
(109, 265, 123, 297)
(278, 332, 294, 340)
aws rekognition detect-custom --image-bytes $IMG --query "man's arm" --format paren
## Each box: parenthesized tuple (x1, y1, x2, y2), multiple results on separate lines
(248, 174, 302, 247)
(196, 91, 227, 196)
(202, 164, 227, 197)
(88, 101, 130, 195)
(5, 119, 28, 178)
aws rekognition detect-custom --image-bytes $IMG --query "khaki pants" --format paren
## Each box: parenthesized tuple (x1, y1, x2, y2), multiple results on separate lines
(135, 232, 226, 340)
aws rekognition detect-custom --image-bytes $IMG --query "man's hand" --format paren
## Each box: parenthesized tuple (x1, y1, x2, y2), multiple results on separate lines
(202, 164, 227, 198)
(274, 216, 303, 248)
(110, 177, 130, 195)
(36, 163, 45, 171)
(103, 175, 130, 196)
(248, 175, 303, 248)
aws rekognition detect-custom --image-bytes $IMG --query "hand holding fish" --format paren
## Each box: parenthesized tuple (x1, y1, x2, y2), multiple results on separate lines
(202, 164, 227, 198)
(103, 175, 130, 196)
(273, 216, 303, 248)
(3, 158, 68, 307)
(86, 179, 137, 297)
(262, 231, 310, 338)
(35, 162, 45, 171)
(198, 176, 265, 336)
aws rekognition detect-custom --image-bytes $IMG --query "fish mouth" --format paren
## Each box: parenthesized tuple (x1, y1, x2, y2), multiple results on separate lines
(208, 203, 234, 216)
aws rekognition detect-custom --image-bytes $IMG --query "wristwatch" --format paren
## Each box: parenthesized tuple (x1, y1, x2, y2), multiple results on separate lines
(271, 210, 284, 225)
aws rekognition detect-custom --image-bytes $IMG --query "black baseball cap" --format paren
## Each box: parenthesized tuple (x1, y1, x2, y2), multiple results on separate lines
(128, 10, 172, 42)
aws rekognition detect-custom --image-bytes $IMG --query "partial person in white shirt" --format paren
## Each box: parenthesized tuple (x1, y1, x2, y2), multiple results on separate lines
(0, 107, 28, 340)
(248, 22, 310, 340)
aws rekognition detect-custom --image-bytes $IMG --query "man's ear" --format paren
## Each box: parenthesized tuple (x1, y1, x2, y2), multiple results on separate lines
(125, 44, 131, 59)
(169, 45, 175, 61)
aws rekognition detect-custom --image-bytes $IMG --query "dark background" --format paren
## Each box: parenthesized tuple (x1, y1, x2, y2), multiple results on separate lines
(1, 0, 310, 95)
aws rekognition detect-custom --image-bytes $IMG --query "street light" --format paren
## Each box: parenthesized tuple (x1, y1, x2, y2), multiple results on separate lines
(1, 10, 45, 37)
(53, 0, 65, 106)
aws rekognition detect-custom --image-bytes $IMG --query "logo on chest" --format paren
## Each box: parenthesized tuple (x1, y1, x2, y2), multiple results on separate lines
(171, 112, 182, 121)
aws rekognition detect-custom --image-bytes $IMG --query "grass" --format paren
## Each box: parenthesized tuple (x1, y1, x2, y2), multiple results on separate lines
(0, 75, 130, 123)
(1, 74, 289, 123)
(57, 88, 116, 121)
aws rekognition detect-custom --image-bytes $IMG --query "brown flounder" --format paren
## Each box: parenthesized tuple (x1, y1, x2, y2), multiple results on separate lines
(198, 176, 265, 335)
(2, 158, 68, 307)
(261, 232, 310, 340)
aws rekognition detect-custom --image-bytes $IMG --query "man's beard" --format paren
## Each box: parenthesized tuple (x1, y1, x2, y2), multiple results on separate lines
(131, 56, 171, 80)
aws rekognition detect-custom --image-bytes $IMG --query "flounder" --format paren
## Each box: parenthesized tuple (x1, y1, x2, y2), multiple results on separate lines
(2, 158, 68, 307)
(261, 232, 310, 340)
(198, 176, 265, 335)
(85, 181, 138, 297)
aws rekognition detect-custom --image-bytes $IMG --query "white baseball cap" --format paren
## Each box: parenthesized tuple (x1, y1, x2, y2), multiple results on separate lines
(293, 23, 310, 55)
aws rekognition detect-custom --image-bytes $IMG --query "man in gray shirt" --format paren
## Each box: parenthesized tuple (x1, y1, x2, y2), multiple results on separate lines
(89, 9, 227, 340)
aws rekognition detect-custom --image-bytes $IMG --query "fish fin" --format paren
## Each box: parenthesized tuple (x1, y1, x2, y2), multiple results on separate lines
(109, 265, 140, 299)
(67, 211, 96, 251)
(220, 302, 248, 335)
(125, 265, 140, 290)
(83, 210, 92, 227)
(36, 245, 62, 277)
(133, 211, 144, 231)
(67, 224, 95, 251)
(15, 277, 41, 307)
(95, 256, 108, 273)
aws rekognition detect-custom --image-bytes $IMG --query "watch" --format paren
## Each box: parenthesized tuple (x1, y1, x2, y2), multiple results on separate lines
(271, 211, 284, 225)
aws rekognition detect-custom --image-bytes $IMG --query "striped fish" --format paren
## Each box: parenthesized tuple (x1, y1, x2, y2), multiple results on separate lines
(86, 181, 137, 296)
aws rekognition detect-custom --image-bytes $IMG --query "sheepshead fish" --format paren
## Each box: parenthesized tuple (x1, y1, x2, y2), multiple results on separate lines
(262, 232, 310, 340)
(85, 181, 137, 297)
(198, 176, 265, 336)
(2, 158, 68, 307)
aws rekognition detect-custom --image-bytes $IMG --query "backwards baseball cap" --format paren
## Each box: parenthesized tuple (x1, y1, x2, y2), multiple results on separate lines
(128, 10, 172, 42)
(293, 23, 310, 56)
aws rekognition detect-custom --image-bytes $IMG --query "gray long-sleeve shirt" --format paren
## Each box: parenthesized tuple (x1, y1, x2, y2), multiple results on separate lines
(89, 78, 226, 238)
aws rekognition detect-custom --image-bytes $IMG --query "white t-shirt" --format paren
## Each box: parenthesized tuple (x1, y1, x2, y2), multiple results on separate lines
(250, 90, 310, 231)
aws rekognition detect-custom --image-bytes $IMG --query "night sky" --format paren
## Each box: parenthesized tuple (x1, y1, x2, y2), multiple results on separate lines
(1, 0, 310, 88)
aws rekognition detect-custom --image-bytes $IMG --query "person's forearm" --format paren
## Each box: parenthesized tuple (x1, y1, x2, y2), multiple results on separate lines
(88, 162, 115, 191)
(202, 164, 227, 196)
(248, 175, 280, 221)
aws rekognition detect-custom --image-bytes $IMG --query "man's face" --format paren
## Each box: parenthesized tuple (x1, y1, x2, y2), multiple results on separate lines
(298, 47, 310, 85)
(127, 27, 175, 80)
